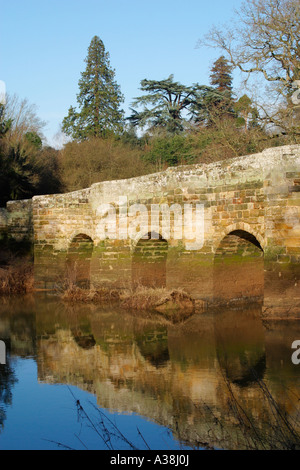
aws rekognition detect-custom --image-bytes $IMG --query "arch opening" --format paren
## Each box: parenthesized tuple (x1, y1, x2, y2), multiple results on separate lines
(132, 232, 168, 288)
(66, 234, 94, 289)
(213, 230, 264, 303)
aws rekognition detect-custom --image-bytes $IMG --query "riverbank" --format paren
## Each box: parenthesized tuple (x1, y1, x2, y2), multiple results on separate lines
(0, 255, 199, 322)
(59, 283, 200, 322)
(1, 255, 300, 322)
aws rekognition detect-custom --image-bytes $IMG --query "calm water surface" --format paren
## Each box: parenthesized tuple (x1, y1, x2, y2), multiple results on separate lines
(0, 295, 299, 450)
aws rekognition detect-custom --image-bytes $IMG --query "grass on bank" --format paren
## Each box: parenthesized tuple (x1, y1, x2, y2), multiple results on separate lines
(58, 281, 196, 322)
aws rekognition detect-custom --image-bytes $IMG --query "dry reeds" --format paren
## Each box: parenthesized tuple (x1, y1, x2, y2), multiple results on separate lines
(60, 282, 121, 303)
(59, 280, 196, 323)
(120, 285, 170, 310)
(0, 259, 34, 295)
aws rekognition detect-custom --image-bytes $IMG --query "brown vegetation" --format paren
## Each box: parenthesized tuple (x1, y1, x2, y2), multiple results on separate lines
(56, 128, 300, 194)
(59, 281, 196, 322)
(60, 283, 120, 303)
(189, 120, 295, 164)
(59, 137, 155, 192)
(0, 257, 34, 295)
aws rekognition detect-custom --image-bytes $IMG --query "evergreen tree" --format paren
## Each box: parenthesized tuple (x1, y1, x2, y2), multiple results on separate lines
(142, 134, 195, 170)
(128, 75, 219, 134)
(0, 104, 12, 137)
(0, 104, 62, 206)
(197, 56, 235, 127)
(62, 36, 124, 140)
(210, 56, 233, 93)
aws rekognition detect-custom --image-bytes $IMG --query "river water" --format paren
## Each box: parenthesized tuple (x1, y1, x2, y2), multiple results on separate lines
(0, 295, 299, 450)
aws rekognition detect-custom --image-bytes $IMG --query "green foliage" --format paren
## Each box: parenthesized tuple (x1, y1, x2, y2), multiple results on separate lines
(0, 102, 63, 206)
(24, 131, 42, 150)
(196, 57, 235, 127)
(117, 125, 146, 148)
(234, 95, 260, 131)
(0, 144, 36, 205)
(195, 89, 235, 127)
(142, 134, 196, 170)
(0, 105, 12, 137)
(62, 36, 124, 140)
(128, 75, 220, 135)
(199, 0, 300, 135)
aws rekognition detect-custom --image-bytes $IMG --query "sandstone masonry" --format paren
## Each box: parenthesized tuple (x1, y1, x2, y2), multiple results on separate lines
(1, 144, 299, 313)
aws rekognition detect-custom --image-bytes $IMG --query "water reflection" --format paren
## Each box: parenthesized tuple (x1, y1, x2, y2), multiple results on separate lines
(0, 351, 17, 430)
(136, 327, 169, 368)
(0, 301, 37, 430)
(213, 305, 266, 387)
(0, 296, 299, 449)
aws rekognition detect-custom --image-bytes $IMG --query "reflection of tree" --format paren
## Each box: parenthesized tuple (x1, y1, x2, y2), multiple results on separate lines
(0, 349, 18, 430)
(10, 314, 36, 357)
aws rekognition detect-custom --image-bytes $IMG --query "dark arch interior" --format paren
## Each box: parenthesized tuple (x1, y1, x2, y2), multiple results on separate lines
(229, 230, 263, 251)
(66, 234, 94, 289)
(214, 230, 264, 303)
(132, 232, 168, 288)
(72, 332, 96, 350)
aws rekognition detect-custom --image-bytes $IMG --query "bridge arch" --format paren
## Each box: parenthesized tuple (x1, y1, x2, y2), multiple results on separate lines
(67, 229, 94, 247)
(66, 233, 94, 289)
(132, 232, 168, 288)
(213, 227, 264, 303)
(213, 222, 265, 254)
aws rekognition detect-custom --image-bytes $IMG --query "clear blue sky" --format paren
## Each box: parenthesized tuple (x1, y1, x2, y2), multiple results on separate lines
(1, 0, 243, 147)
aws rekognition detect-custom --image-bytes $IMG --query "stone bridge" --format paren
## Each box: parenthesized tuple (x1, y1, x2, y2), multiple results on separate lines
(1, 144, 300, 312)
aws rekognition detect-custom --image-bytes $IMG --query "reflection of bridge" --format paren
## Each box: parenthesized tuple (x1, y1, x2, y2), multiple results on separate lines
(2, 300, 297, 450)
(1, 145, 300, 310)
(0, 298, 300, 449)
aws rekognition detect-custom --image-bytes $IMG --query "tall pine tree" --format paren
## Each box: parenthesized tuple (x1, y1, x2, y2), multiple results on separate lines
(62, 36, 124, 140)
(196, 56, 235, 126)
(210, 56, 233, 93)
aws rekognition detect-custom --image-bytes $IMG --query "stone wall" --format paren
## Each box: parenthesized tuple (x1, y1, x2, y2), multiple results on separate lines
(1, 144, 300, 311)
(31, 144, 300, 309)
(0, 208, 8, 235)
(0, 199, 33, 243)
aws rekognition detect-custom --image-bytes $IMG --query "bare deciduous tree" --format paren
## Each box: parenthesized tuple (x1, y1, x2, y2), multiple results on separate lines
(2, 93, 46, 146)
(198, 0, 300, 135)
